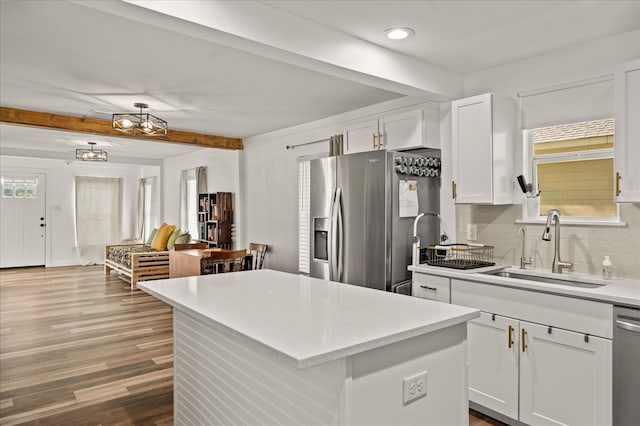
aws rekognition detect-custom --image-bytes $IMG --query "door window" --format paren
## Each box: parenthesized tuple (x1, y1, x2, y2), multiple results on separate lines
(2, 177, 38, 198)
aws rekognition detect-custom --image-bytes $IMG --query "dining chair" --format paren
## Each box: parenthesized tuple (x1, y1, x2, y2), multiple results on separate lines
(207, 249, 248, 273)
(248, 243, 268, 270)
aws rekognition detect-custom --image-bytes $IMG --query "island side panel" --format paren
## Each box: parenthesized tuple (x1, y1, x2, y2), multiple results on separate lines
(348, 323, 469, 426)
(173, 308, 347, 425)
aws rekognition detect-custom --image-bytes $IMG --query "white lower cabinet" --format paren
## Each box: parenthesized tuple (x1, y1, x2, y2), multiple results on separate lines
(453, 279, 612, 425)
(411, 272, 450, 303)
(467, 313, 519, 419)
(519, 321, 612, 426)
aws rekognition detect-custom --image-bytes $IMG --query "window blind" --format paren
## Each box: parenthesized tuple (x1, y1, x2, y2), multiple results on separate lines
(520, 77, 613, 129)
(298, 161, 310, 274)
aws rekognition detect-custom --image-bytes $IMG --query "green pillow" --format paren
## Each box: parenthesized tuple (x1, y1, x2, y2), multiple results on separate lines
(174, 232, 191, 245)
(167, 228, 183, 250)
(146, 228, 158, 246)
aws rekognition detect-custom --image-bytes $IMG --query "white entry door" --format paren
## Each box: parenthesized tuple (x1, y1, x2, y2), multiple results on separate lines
(0, 173, 46, 267)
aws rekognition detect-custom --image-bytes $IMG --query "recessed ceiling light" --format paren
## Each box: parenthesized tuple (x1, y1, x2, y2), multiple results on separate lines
(384, 27, 415, 40)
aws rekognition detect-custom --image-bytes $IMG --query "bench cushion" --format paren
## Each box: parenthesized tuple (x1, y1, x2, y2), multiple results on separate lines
(107, 245, 157, 269)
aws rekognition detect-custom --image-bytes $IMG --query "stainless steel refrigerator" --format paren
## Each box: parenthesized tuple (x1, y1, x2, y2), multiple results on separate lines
(309, 150, 440, 292)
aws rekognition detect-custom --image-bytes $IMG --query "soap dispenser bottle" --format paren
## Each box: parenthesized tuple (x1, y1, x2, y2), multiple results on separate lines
(602, 256, 613, 280)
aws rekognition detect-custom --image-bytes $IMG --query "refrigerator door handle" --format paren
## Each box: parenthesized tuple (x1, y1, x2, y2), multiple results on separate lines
(329, 188, 339, 281)
(336, 188, 344, 282)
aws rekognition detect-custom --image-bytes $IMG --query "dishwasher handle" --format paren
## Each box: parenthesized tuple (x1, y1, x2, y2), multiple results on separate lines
(616, 319, 640, 333)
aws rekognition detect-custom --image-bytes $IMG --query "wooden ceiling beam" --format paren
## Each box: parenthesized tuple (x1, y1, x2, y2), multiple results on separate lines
(0, 106, 243, 150)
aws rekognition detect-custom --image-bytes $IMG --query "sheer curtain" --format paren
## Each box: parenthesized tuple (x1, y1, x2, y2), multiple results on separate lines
(75, 176, 122, 265)
(136, 176, 158, 242)
(180, 167, 206, 237)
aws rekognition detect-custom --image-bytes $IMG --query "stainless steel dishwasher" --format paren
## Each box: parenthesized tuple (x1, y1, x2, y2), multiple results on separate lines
(613, 305, 640, 425)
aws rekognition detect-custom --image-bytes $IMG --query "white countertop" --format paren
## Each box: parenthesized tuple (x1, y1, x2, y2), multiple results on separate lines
(138, 269, 479, 368)
(410, 264, 640, 308)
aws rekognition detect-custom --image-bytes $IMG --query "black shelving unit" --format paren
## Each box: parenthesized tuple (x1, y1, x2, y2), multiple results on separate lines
(197, 192, 233, 249)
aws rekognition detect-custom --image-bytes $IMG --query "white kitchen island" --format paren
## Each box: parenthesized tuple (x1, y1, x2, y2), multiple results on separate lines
(138, 269, 479, 426)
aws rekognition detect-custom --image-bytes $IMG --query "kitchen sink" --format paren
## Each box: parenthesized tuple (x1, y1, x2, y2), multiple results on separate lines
(484, 270, 607, 288)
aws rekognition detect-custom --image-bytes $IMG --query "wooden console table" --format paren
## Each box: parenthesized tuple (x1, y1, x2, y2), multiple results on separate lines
(169, 248, 252, 278)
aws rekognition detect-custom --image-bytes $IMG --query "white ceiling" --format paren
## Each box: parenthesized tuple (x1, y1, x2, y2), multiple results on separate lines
(267, 0, 640, 74)
(1, 0, 638, 162)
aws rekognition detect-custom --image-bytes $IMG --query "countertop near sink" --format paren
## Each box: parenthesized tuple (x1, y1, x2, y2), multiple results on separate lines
(409, 264, 640, 308)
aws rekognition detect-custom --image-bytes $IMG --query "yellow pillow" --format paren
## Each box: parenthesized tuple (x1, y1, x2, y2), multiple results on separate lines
(150, 223, 176, 251)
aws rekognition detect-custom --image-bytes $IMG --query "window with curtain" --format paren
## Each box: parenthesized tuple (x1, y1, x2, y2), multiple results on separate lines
(75, 176, 122, 265)
(137, 176, 157, 242)
(143, 180, 153, 240)
(520, 76, 618, 222)
(298, 160, 310, 274)
(180, 167, 206, 240)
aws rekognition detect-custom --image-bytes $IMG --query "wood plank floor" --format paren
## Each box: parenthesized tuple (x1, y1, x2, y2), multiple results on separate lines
(0, 265, 505, 425)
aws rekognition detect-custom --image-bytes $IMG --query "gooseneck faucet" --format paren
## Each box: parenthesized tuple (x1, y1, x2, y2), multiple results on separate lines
(542, 209, 572, 274)
(412, 212, 439, 266)
(517, 227, 532, 269)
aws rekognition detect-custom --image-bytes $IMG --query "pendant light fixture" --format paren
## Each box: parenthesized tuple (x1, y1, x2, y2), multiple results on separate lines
(112, 102, 168, 136)
(76, 142, 108, 161)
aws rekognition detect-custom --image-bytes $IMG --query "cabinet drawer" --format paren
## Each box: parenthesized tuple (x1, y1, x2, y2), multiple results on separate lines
(412, 273, 450, 303)
(451, 279, 613, 338)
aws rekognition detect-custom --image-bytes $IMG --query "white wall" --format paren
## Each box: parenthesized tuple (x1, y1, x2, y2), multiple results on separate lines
(451, 29, 640, 278)
(162, 148, 243, 247)
(0, 155, 156, 267)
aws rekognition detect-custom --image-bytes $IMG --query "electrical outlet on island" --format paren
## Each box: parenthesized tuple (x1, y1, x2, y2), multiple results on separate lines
(402, 371, 427, 404)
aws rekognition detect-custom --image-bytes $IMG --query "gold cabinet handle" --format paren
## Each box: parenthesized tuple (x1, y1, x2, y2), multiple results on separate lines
(616, 172, 622, 196)
(452, 181, 457, 199)
(508, 325, 514, 349)
(378, 131, 383, 149)
(372, 133, 377, 149)
(522, 328, 528, 352)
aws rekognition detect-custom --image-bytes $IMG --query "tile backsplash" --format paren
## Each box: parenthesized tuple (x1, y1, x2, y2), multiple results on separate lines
(456, 203, 640, 279)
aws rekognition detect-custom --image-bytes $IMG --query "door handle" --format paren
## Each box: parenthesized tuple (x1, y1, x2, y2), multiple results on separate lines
(521, 328, 528, 352)
(372, 133, 377, 149)
(336, 188, 344, 282)
(508, 325, 514, 349)
(616, 319, 640, 333)
(329, 188, 339, 281)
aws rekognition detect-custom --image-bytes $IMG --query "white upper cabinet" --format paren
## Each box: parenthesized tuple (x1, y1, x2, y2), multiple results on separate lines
(343, 118, 379, 154)
(379, 108, 424, 151)
(614, 59, 640, 203)
(343, 105, 439, 154)
(451, 93, 515, 204)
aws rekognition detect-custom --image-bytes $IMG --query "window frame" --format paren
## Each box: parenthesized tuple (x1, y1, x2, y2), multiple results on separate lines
(522, 128, 621, 225)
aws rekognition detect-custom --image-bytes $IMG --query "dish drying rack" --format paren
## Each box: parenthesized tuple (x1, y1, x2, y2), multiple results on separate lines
(423, 243, 495, 270)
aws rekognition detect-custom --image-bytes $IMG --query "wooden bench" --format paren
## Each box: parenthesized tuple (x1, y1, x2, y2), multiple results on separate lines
(105, 243, 170, 290)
